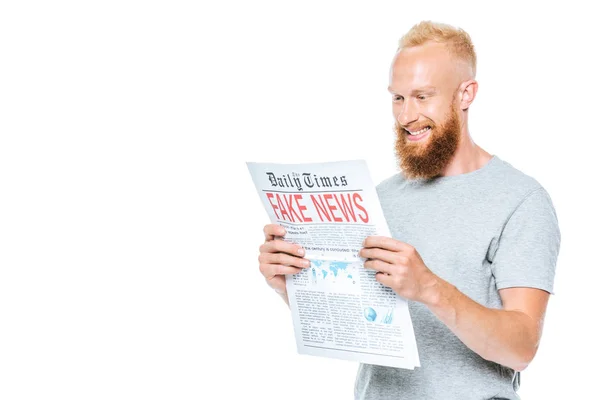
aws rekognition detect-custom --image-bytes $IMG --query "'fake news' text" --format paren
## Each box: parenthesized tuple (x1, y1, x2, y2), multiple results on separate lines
(265, 192, 369, 223)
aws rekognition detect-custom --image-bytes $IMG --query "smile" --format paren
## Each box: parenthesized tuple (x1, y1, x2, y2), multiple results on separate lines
(405, 126, 431, 141)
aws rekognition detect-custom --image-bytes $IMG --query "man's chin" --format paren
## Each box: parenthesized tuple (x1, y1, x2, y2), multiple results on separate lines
(395, 133, 458, 180)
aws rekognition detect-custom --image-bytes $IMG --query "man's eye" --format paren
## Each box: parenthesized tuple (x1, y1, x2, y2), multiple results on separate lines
(417, 95, 426, 100)
(394, 96, 403, 101)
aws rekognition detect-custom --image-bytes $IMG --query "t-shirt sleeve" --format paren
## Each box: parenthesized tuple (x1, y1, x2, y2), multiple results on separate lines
(490, 187, 561, 294)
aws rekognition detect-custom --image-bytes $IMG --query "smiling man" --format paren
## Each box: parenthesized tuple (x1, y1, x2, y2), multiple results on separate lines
(391, 26, 480, 180)
(257, 21, 561, 399)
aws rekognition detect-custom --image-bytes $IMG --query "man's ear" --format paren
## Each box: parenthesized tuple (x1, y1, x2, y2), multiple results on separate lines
(459, 80, 478, 110)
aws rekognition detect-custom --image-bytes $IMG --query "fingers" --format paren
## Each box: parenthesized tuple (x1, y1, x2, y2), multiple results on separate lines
(259, 224, 310, 289)
(363, 236, 411, 252)
(363, 258, 394, 275)
(258, 251, 310, 270)
(263, 224, 286, 241)
(259, 224, 310, 298)
(260, 239, 305, 258)
(260, 263, 307, 280)
(359, 247, 405, 265)
(374, 271, 394, 287)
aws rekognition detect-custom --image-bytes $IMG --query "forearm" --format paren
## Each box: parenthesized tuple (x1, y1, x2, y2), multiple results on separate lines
(425, 279, 539, 371)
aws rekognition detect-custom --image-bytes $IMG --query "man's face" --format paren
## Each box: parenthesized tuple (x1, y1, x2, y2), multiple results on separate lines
(389, 42, 463, 180)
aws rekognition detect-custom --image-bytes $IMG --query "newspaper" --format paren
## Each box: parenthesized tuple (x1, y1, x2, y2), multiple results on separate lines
(246, 160, 420, 369)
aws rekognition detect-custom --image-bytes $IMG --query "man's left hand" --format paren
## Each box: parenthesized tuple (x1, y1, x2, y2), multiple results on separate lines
(360, 236, 441, 305)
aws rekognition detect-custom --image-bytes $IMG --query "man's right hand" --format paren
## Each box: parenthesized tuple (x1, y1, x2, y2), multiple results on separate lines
(258, 224, 310, 304)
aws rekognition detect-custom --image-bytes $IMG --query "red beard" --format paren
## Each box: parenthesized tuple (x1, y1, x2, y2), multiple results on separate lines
(394, 102, 461, 180)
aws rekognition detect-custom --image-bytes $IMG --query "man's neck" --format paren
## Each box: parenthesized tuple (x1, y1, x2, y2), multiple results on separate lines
(441, 135, 492, 177)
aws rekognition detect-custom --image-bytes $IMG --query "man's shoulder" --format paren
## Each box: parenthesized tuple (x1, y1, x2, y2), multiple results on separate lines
(491, 155, 545, 197)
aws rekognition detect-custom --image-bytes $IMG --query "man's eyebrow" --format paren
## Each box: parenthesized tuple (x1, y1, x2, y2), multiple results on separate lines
(412, 86, 438, 94)
(387, 86, 438, 95)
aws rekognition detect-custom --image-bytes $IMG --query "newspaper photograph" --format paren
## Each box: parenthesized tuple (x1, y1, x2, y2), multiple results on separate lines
(247, 160, 420, 369)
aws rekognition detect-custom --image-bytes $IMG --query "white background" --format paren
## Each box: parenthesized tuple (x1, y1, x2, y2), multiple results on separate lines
(1, 1, 598, 399)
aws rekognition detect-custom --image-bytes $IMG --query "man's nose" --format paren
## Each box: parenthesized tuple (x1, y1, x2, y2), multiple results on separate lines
(397, 101, 418, 127)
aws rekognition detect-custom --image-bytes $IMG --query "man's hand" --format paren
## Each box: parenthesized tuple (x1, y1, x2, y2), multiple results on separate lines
(258, 224, 310, 304)
(360, 235, 549, 370)
(360, 236, 440, 305)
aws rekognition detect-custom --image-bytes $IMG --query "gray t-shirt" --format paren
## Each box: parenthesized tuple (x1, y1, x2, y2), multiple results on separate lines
(355, 155, 561, 400)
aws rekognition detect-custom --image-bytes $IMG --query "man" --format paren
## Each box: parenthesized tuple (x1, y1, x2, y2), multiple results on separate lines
(257, 20, 560, 399)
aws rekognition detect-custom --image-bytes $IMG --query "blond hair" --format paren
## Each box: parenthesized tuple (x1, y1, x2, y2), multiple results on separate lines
(398, 20, 477, 77)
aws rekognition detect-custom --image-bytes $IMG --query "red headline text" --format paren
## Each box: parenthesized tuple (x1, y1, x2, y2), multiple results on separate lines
(265, 192, 369, 223)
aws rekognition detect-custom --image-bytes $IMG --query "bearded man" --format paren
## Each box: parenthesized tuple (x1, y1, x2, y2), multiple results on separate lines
(257, 21, 561, 400)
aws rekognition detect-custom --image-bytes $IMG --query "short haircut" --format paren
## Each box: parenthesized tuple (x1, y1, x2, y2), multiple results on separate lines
(398, 20, 477, 77)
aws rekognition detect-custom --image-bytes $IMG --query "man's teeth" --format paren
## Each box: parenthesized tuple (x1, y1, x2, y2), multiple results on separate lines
(407, 127, 431, 136)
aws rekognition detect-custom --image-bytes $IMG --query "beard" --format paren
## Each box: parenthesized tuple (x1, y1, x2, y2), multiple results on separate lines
(394, 101, 461, 180)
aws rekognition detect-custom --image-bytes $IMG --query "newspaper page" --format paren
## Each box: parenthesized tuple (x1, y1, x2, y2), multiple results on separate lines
(247, 160, 420, 369)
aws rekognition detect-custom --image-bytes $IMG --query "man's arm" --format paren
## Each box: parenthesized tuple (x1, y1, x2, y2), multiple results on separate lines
(427, 282, 549, 371)
(361, 236, 550, 371)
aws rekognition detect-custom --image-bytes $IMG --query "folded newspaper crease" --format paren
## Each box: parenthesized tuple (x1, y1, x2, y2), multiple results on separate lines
(247, 160, 420, 369)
